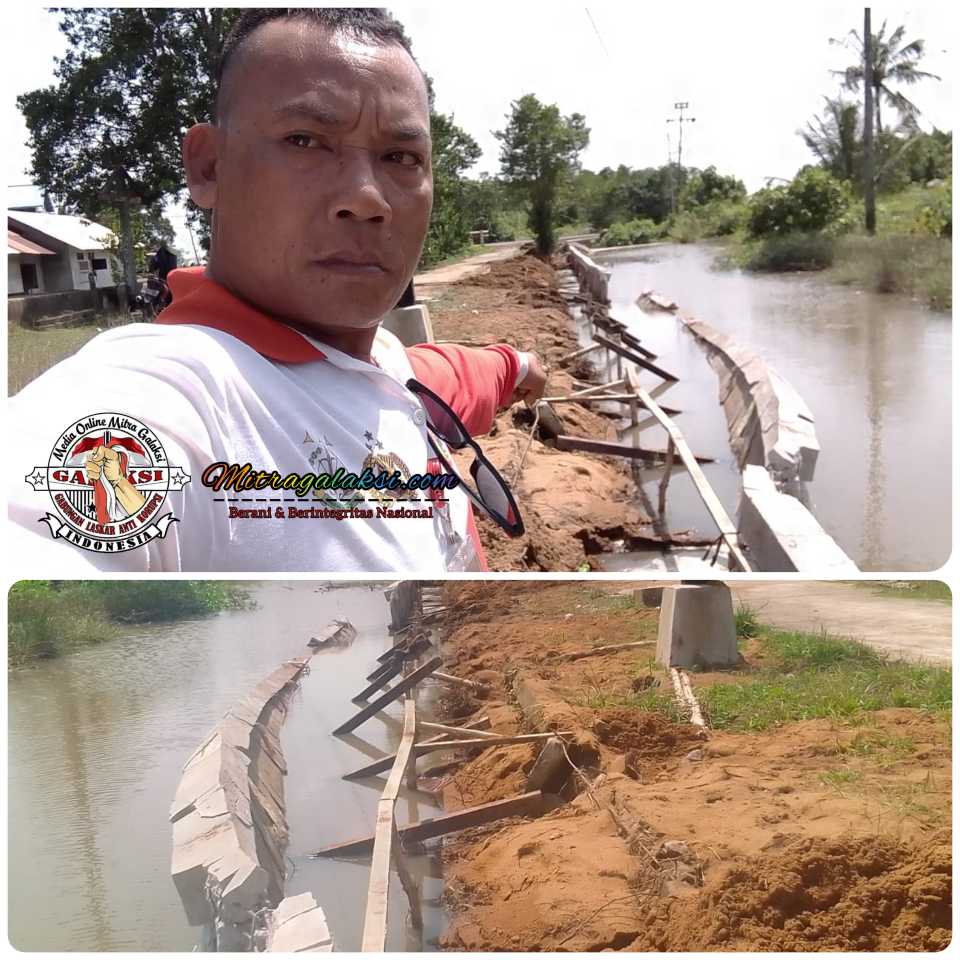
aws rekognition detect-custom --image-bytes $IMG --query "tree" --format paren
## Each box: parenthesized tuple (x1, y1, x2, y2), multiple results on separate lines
(494, 94, 590, 254)
(102, 203, 177, 282)
(830, 17, 941, 135)
(419, 105, 482, 266)
(800, 96, 862, 184)
(17, 8, 239, 295)
(677, 165, 746, 209)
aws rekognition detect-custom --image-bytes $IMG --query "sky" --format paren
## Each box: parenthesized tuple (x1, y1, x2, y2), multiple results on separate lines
(4, 1, 955, 259)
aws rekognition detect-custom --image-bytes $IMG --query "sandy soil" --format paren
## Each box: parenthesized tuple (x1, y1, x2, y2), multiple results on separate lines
(429, 582, 952, 952)
(427, 251, 656, 571)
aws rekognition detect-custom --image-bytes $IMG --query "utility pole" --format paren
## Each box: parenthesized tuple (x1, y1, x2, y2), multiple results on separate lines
(862, 8, 876, 234)
(666, 102, 696, 214)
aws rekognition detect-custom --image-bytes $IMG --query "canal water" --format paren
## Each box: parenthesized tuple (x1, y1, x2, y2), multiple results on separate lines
(599, 243, 951, 572)
(7, 581, 444, 951)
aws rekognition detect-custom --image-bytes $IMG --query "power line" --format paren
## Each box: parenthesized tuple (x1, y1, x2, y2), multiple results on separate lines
(584, 7, 611, 61)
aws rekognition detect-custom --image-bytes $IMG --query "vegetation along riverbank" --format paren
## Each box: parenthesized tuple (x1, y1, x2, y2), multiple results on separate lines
(8, 580, 253, 668)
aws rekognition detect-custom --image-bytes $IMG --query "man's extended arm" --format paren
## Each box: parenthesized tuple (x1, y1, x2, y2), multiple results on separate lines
(406, 343, 544, 436)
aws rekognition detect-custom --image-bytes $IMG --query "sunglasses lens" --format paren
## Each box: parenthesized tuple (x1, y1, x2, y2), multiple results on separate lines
(415, 391, 468, 446)
(474, 460, 518, 527)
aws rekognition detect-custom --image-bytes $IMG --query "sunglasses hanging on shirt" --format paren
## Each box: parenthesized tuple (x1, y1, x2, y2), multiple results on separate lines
(406, 377, 525, 538)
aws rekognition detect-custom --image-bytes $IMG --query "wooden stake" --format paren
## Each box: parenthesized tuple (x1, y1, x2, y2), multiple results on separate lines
(419, 721, 500, 740)
(592, 333, 678, 382)
(343, 716, 491, 780)
(555, 435, 713, 463)
(334, 658, 441, 735)
(658, 438, 676, 516)
(413, 732, 573, 756)
(626, 368, 752, 572)
(432, 670, 486, 691)
(313, 791, 549, 858)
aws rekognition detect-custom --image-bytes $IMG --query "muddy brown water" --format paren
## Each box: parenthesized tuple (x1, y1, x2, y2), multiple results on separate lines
(7, 581, 444, 951)
(596, 242, 951, 572)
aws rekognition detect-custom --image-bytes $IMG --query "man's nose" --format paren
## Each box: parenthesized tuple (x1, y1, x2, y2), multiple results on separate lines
(328, 147, 392, 223)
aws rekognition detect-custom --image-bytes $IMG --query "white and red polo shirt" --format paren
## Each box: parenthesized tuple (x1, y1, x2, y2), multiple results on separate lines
(8, 267, 523, 573)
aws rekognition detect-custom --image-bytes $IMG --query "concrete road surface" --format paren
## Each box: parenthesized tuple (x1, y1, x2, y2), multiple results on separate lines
(729, 581, 951, 665)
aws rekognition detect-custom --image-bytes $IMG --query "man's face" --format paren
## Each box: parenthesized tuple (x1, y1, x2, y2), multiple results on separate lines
(195, 20, 433, 337)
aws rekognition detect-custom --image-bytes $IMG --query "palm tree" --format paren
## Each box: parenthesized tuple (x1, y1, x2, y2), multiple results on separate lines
(830, 19, 941, 134)
(800, 95, 862, 184)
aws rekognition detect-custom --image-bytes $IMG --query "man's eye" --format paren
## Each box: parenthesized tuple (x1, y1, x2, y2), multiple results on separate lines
(386, 151, 423, 167)
(286, 134, 325, 149)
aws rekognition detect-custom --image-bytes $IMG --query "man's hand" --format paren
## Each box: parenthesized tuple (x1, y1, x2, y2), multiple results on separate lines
(512, 353, 547, 407)
(85, 445, 123, 485)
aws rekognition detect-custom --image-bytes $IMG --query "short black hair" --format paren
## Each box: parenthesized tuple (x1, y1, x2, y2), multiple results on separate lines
(214, 7, 425, 122)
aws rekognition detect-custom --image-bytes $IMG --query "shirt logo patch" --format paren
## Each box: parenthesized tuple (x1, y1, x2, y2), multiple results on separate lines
(24, 412, 190, 553)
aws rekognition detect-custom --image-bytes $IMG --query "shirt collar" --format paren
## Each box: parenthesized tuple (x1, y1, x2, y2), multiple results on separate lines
(159, 267, 330, 363)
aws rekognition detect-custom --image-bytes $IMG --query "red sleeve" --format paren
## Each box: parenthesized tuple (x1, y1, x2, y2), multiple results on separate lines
(405, 343, 520, 436)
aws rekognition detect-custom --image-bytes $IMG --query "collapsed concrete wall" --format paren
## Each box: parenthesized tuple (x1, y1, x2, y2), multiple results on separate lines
(170, 657, 331, 951)
(680, 316, 819, 484)
(566, 242, 611, 304)
(385, 580, 421, 633)
(738, 465, 856, 572)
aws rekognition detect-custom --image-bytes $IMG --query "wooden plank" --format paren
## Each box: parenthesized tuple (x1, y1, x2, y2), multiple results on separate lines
(361, 700, 417, 951)
(626, 367, 752, 571)
(313, 792, 549, 858)
(555, 435, 714, 464)
(432, 670, 486, 691)
(419, 721, 500, 740)
(658, 437, 676, 515)
(620, 330, 657, 360)
(543, 393, 680, 414)
(353, 659, 404, 703)
(333, 658, 441, 735)
(343, 716, 491, 780)
(593, 333, 678, 382)
(558, 640, 656, 662)
(568, 378, 627, 399)
(558, 342, 604, 364)
(413, 732, 573, 756)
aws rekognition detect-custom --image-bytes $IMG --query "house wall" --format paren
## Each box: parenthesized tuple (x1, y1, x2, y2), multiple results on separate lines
(69, 247, 116, 290)
(8, 254, 47, 295)
(8, 256, 23, 295)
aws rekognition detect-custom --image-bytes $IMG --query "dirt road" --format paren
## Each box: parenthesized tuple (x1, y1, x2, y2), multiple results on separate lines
(414, 240, 528, 288)
(730, 581, 951, 665)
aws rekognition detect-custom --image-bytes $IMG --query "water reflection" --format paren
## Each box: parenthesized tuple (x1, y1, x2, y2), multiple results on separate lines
(8, 582, 439, 951)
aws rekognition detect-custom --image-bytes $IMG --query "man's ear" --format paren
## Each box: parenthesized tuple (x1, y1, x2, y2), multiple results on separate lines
(182, 123, 219, 210)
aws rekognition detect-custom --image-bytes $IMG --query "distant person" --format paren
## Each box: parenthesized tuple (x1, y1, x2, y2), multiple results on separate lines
(148, 241, 178, 281)
(9, 8, 546, 574)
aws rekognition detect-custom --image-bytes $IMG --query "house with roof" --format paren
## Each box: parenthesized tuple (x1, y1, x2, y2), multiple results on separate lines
(8, 210, 118, 296)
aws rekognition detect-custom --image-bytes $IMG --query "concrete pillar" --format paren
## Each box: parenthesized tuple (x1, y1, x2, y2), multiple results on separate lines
(656, 584, 737, 669)
(634, 587, 663, 608)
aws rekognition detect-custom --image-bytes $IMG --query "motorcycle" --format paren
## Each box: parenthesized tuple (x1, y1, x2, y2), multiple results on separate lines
(134, 274, 172, 321)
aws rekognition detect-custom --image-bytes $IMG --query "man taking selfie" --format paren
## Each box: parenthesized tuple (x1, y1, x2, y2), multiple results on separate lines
(8, 8, 546, 572)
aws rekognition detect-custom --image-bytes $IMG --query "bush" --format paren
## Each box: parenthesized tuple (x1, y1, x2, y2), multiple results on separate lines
(599, 217, 663, 247)
(740, 232, 836, 271)
(8, 581, 253, 667)
(747, 168, 852, 238)
(912, 179, 952, 238)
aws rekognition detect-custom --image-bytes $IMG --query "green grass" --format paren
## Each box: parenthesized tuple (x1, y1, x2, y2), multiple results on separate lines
(580, 625, 951, 734)
(848, 580, 951, 603)
(8, 581, 254, 668)
(735, 603, 760, 639)
(8, 322, 108, 395)
(699, 627, 950, 732)
(829, 233, 951, 311)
